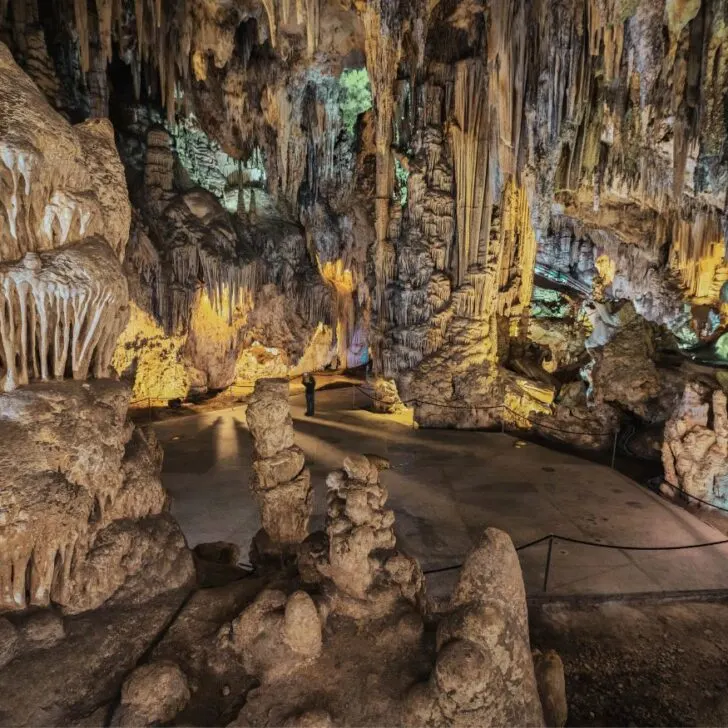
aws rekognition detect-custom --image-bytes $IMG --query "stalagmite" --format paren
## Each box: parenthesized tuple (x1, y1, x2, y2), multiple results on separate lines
(246, 378, 313, 558)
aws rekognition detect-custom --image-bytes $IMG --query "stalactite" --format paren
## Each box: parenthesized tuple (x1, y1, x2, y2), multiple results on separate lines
(0, 241, 128, 392)
(95, 0, 113, 64)
(669, 207, 725, 300)
(74, 0, 90, 73)
(451, 59, 488, 286)
(359, 1, 402, 321)
(495, 178, 537, 337)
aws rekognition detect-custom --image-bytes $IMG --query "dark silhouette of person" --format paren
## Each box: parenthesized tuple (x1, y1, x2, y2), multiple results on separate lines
(303, 372, 316, 416)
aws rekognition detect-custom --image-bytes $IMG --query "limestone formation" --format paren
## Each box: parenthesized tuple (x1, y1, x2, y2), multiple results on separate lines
(662, 382, 728, 509)
(219, 588, 323, 683)
(533, 649, 568, 728)
(403, 528, 544, 727)
(246, 377, 312, 552)
(0, 379, 194, 614)
(2, 0, 728, 721)
(0, 43, 130, 261)
(0, 617, 18, 668)
(362, 377, 406, 413)
(589, 304, 669, 422)
(315, 453, 424, 620)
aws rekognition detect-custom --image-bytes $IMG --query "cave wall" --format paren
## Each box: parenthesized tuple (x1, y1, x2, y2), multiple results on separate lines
(1, 0, 727, 435)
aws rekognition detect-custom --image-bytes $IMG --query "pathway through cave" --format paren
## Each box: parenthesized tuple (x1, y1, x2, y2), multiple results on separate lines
(155, 387, 728, 598)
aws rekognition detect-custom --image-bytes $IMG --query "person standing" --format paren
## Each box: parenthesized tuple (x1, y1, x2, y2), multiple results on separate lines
(303, 372, 316, 416)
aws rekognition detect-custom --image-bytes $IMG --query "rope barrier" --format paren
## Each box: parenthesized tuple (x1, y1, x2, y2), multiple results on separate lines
(658, 479, 728, 515)
(422, 531, 728, 578)
(501, 405, 612, 437)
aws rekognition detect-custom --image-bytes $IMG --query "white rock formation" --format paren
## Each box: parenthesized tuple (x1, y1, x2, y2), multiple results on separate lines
(0, 380, 194, 614)
(315, 453, 424, 620)
(0, 241, 129, 391)
(662, 382, 728, 508)
(0, 43, 130, 261)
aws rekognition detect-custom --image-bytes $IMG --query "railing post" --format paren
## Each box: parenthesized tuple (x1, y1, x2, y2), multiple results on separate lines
(412, 400, 417, 430)
(543, 535, 554, 593)
(611, 428, 618, 469)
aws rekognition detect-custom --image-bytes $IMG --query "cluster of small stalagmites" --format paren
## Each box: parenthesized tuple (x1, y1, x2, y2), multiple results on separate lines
(305, 453, 425, 620)
(246, 378, 312, 556)
(402, 528, 550, 728)
(662, 382, 728, 509)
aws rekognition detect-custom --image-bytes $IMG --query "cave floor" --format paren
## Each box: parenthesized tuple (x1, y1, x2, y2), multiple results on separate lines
(530, 599, 728, 726)
(155, 386, 728, 597)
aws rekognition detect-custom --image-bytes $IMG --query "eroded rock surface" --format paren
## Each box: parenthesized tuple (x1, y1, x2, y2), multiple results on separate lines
(112, 661, 191, 727)
(0, 379, 194, 614)
(403, 528, 544, 727)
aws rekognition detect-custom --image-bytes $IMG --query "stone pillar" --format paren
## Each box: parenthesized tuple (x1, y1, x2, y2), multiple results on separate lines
(246, 378, 312, 560)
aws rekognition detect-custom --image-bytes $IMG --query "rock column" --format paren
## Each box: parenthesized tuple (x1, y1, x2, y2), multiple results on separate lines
(315, 454, 424, 620)
(246, 378, 312, 557)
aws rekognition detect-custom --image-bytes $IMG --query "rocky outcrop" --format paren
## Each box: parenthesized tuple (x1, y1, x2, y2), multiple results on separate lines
(662, 382, 728, 509)
(589, 304, 670, 422)
(0, 42, 130, 261)
(0, 379, 194, 614)
(219, 589, 323, 684)
(246, 378, 312, 555)
(0, 38, 193, 623)
(403, 528, 544, 727)
(361, 377, 406, 413)
(112, 661, 191, 727)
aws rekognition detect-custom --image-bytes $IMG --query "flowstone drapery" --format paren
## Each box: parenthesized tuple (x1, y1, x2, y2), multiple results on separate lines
(0, 241, 128, 392)
(0, 41, 193, 620)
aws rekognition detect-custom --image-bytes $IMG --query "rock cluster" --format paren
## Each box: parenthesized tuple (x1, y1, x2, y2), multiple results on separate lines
(246, 378, 312, 554)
